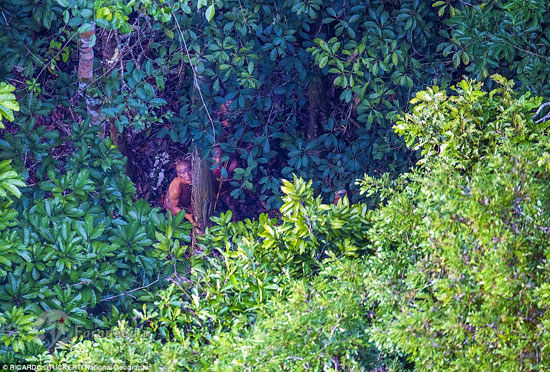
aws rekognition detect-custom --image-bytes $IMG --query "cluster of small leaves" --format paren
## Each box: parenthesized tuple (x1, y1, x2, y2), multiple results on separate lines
(36, 320, 189, 371)
(364, 79, 550, 370)
(394, 75, 544, 168)
(438, 0, 550, 97)
(132, 214, 284, 350)
(262, 176, 370, 273)
(0, 83, 20, 128)
(0, 160, 26, 200)
(101, 60, 171, 133)
(208, 259, 406, 371)
(0, 308, 43, 355)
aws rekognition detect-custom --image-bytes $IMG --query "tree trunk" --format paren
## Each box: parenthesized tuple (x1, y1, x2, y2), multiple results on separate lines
(191, 147, 213, 241)
(78, 22, 102, 123)
(306, 75, 328, 141)
(78, 23, 95, 81)
(109, 125, 137, 181)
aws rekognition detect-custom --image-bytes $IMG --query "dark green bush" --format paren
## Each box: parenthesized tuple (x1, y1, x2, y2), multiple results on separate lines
(0, 120, 193, 362)
(1, 0, 454, 207)
(439, 0, 550, 97)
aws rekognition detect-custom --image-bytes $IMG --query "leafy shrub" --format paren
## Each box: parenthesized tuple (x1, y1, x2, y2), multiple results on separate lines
(0, 82, 20, 126)
(0, 119, 193, 362)
(394, 75, 543, 168)
(100, 177, 371, 368)
(209, 176, 370, 277)
(38, 320, 189, 371)
(364, 78, 550, 370)
(0, 84, 41, 359)
(439, 0, 550, 97)
(208, 258, 406, 371)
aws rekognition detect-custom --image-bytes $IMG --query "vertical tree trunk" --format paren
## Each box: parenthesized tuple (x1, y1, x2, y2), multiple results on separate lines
(191, 147, 213, 241)
(78, 23, 95, 81)
(307, 75, 328, 141)
(78, 22, 102, 123)
(109, 125, 136, 180)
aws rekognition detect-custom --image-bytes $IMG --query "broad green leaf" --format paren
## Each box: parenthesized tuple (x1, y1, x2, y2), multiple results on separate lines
(0, 83, 19, 127)
(205, 4, 215, 22)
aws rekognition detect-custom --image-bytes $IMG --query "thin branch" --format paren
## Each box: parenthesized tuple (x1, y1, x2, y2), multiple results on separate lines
(1, 9, 9, 26)
(505, 39, 550, 61)
(100, 275, 161, 302)
(172, 12, 216, 141)
(533, 102, 550, 124)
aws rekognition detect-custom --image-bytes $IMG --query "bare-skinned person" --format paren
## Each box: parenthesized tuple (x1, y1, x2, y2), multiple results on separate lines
(164, 159, 197, 226)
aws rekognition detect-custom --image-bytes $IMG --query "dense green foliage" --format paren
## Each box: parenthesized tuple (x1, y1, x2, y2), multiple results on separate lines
(0, 122, 193, 362)
(440, 0, 550, 96)
(23, 181, 377, 370)
(364, 77, 550, 370)
(45, 260, 404, 371)
(7, 0, 549, 206)
(0, 116, 374, 365)
(8, 75, 549, 370)
(1, 0, 550, 370)
(38, 321, 188, 370)
(2, 0, 549, 206)
(123, 179, 370, 364)
(207, 259, 402, 371)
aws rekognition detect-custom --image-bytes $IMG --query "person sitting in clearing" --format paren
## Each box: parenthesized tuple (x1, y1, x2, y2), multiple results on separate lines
(165, 159, 197, 226)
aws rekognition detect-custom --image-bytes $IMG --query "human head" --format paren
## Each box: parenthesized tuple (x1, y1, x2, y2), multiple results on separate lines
(176, 159, 192, 184)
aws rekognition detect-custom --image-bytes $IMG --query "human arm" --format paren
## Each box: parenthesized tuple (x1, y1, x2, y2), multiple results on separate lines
(166, 179, 183, 216)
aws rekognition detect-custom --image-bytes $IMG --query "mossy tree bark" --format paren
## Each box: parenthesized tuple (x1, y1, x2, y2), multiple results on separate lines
(109, 125, 137, 180)
(78, 22, 102, 124)
(78, 25, 94, 81)
(306, 75, 328, 142)
(191, 147, 213, 239)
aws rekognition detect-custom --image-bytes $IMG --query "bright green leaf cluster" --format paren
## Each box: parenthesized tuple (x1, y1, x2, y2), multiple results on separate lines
(365, 79, 550, 370)
(0, 83, 20, 128)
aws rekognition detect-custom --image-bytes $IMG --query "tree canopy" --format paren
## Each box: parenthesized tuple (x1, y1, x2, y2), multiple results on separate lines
(1, 0, 550, 370)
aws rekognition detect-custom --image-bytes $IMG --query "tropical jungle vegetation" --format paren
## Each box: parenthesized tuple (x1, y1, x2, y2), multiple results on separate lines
(1, 0, 549, 370)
